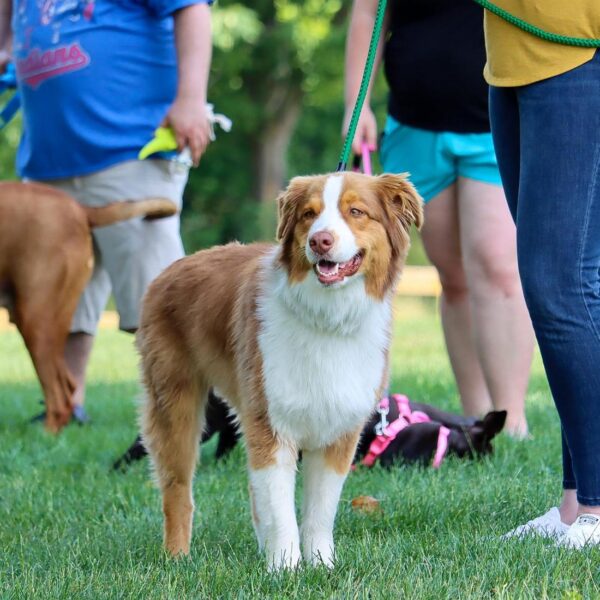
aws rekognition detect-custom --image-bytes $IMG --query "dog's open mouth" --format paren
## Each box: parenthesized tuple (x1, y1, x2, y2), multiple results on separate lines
(314, 252, 363, 285)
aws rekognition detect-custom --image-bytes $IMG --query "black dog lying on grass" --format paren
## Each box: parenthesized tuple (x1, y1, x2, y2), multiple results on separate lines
(112, 390, 240, 471)
(113, 391, 505, 471)
(354, 395, 506, 468)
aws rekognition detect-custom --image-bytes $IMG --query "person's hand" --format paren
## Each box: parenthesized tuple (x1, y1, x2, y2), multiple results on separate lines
(342, 104, 378, 156)
(0, 48, 11, 74)
(162, 95, 211, 167)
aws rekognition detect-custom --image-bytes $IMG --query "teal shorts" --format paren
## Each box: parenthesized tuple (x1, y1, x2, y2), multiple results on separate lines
(379, 116, 502, 202)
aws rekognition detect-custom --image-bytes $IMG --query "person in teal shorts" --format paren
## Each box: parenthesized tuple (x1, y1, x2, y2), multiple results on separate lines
(344, 0, 533, 437)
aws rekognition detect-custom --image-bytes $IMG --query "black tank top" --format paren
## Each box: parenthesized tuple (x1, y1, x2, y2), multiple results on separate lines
(384, 0, 490, 133)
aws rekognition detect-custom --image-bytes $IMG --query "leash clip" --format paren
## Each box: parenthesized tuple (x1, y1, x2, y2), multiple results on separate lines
(374, 404, 389, 437)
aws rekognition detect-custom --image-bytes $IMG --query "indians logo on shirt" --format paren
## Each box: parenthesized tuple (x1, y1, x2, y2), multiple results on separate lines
(39, 0, 95, 27)
(17, 43, 90, 88)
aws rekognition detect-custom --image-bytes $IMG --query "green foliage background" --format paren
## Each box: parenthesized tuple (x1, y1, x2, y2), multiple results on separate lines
(0, 0, 428, 264)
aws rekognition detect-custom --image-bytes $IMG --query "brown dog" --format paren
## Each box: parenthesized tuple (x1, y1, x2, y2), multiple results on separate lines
(0, 181, 176, 433)
(138, 172, 422, 568)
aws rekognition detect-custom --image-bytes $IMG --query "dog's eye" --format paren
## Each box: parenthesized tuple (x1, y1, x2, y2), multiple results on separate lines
(303, 209, 316, 220)
(350, 207, 365, 217)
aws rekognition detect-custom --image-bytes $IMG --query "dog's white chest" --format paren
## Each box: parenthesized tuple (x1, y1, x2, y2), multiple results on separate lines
(257, 267, 391, 449)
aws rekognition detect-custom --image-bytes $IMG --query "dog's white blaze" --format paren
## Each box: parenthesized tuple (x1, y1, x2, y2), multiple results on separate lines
(248, 445, 301, 570)
(258, 249, 391, 449)
(301, 449, 347, 567)
(306, 174, 359, 263)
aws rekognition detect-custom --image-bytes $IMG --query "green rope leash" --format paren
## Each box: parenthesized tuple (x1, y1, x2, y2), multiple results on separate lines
(337, 0, 387, 172)
(473, 0, 600, 47)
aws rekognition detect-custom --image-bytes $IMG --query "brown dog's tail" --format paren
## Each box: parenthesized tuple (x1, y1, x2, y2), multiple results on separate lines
(83, 198, 177, 228)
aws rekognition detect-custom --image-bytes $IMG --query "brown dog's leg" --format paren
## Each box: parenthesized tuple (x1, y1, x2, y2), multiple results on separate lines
(41, 355, 76, 433)
(301, 429, 362, 567)
(141, 378, 206, 557)
(12, 249, 89, 433)
(17, 309, 74, 433)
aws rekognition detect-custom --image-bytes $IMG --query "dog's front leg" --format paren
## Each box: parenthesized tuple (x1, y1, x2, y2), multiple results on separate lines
(301, 430, 361, 568)
(248, 443, 301, 571)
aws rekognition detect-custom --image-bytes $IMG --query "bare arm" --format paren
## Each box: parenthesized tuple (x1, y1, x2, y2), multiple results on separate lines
(343, 0, 389, 155)
(163, 2, 212, 166)
(0, 0, 12, 73)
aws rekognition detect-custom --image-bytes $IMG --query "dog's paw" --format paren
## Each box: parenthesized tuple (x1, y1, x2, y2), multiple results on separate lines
(302, 537, 335, 569)
(266, 544, 302, 571)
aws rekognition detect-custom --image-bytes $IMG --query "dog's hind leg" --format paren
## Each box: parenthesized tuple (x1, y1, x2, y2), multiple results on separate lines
(301, 429, 361, 568)
(141, 375, 206, 557)
(15, 305, 75, 433)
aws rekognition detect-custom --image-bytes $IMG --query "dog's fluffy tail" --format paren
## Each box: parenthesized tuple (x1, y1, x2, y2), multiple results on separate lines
(84, 198, 177, 228)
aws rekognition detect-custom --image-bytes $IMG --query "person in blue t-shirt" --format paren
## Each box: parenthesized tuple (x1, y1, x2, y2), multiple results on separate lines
(0, 0, 213, 424)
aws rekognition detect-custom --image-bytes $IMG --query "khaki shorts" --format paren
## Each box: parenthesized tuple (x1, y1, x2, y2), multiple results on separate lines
(38, 159, 187, 334)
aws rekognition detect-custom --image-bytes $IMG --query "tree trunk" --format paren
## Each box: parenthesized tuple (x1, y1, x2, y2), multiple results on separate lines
(255, 89, 302, 204)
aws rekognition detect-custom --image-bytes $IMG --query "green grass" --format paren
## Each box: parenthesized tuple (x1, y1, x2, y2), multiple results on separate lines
(0, 298, 598, 599)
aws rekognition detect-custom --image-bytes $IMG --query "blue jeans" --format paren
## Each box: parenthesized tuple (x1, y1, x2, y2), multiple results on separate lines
(490, 50, 600, 506)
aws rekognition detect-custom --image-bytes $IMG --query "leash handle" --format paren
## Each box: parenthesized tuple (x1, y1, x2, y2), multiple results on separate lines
(361, 142, 373, 175)
(337, 0, 387, 172)
(351, 142, 374, 176)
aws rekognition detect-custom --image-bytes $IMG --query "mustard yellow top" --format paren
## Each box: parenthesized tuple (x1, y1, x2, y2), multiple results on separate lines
(483, 0, 598, 87)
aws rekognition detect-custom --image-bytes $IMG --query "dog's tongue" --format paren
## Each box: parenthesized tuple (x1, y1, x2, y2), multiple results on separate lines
(315, 254, 363, 285)
(318, 260, 338, 275)
(316, 259, 342, 284)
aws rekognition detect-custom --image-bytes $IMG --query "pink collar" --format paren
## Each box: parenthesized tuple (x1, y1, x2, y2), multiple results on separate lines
(362, 394, 451, 469)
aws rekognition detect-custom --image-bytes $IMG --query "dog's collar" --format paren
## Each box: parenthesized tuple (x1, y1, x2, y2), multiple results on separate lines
(362, 394, 450, 468)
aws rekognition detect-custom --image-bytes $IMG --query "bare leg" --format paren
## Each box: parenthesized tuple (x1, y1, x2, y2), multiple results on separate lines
(576, 503, 600, 518)
(457, 178, 534, 436)
(560, 489, 579, 525)
(64, 332, 94, 407)
(421, 185, 493, 415)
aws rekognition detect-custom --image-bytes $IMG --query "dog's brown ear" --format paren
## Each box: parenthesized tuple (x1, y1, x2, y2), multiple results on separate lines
(276, 176, 312, 243)
(376, 173, 424, 233)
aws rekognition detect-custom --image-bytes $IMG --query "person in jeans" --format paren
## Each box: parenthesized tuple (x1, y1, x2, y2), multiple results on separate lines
(344, 0, 534, 436)
(0, 0, 213, 423)
(482, 0, 600, 547)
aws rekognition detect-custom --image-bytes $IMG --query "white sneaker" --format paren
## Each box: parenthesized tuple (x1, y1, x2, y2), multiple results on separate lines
(558, 514, 600, 549)
(502, 507, 569, 539)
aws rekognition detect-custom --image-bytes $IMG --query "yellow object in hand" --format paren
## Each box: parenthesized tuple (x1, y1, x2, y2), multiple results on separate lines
(138, 127, 178, 160)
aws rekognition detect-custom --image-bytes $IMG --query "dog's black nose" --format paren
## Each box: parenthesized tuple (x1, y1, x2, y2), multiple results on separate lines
(309, 230, 334, 255)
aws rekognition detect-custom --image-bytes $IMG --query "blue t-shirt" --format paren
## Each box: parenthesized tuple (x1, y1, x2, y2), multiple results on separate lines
(12, 0, 210, 180)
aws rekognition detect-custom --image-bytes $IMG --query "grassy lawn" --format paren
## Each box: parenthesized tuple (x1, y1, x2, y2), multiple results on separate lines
(0, 298, 597, 599)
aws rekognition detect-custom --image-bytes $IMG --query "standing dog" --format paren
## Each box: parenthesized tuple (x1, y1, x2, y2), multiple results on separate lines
(138, 172, 423, 569)
(0, 182, 176, 432)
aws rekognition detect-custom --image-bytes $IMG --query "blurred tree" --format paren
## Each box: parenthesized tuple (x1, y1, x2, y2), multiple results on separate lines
(183, 0, 351, 249)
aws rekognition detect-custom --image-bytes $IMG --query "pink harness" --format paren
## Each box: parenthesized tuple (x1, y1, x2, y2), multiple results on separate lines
(362, 394, 451, 468)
